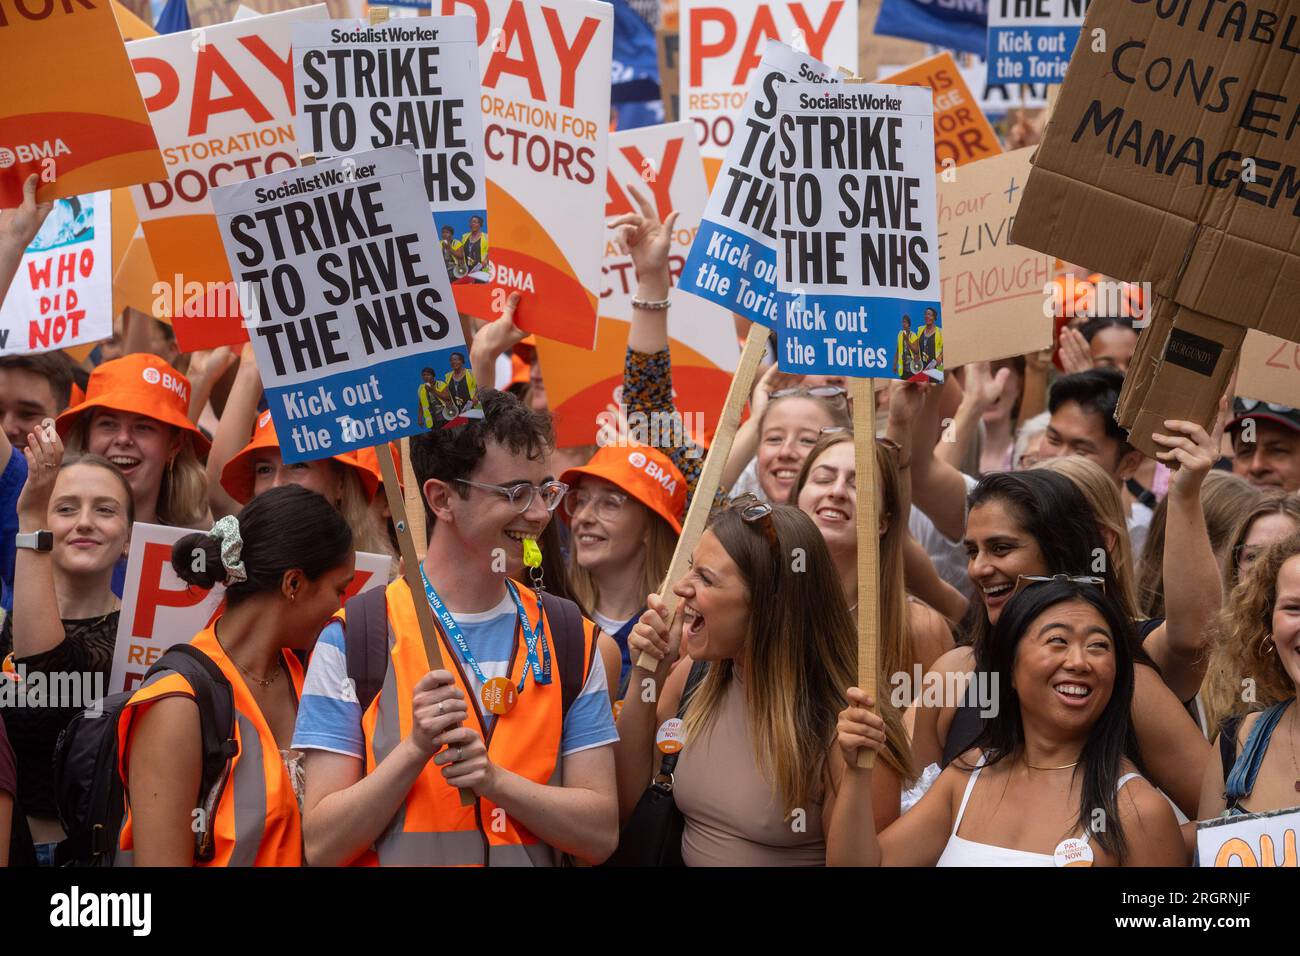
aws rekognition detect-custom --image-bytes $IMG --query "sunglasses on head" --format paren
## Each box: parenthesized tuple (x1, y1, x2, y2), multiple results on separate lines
(726, 493, 781, 566)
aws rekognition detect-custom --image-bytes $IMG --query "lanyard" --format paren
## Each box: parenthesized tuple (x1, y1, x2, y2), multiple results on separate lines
(418, 568, 551, 695)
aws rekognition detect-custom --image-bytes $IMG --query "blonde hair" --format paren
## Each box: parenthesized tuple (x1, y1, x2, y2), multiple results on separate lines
(683, 506, 912, 817)
(337, 466, 393, 561)
(1035, 456, 1138, 619)
(1203, 530, 1300, 733)
(65, 416, 209, 529)
(566, 500, 676, 619)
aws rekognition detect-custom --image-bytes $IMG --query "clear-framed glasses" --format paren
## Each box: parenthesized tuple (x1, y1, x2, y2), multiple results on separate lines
(771, 385, 849, 403)
(455, 478, 568, 513)
(563, 487, 630, 521)
(1012, 573, 1106, 598)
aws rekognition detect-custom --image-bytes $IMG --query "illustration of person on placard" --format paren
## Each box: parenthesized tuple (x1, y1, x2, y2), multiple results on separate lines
(910, 307, 944, 379)
(440, 225, 464, 280)
(456, 215, 490, 280)
(895, 314, 918, 379)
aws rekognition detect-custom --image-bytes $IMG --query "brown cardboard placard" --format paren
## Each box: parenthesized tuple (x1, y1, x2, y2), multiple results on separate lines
(939, 148, 1054, 366)
(1235, 329, 1300, 409)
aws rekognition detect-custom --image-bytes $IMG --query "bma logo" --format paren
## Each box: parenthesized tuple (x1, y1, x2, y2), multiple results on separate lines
(627, 451, 647, 469)
(0, 140, 71, 168)
(141, 367, 161, 385)
(142, 367, 188, 402)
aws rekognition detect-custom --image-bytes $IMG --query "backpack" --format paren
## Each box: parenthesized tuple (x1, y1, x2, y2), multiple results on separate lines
(343, 586, 595, 720)
(50, 644, 238, 867)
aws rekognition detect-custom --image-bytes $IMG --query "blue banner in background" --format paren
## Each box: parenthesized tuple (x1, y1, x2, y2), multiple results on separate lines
(611, 0, 661, 129)
(874, 0, 988, 56)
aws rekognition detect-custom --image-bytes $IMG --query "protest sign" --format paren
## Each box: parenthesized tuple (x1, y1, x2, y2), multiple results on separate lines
(773, 82, 942, 380)
(986, 0, 1085, 85)
(0, 191, 112, 355)
(679, 0, 856, 184)
(430, 0, 613, 350)
(938, 148, 1053, 366)
(678, 41, 837, 328)
(211, 146, 474, 462)
(186, 0, 360, 27)
(109, 522, 389, 695)
(292, 16, 490, 310)
(659, 28, 680, 122)
(1010, 0, 1300, 457)
(1237, 331, 1300, 410)
(1196, 805, 1300, 867)
(533, 122, 738, 448)
(882, 53, 1002, 173)
(0, 0, 164, 207)
(872, 0, 987, 56)
(126, 4, 328, 352)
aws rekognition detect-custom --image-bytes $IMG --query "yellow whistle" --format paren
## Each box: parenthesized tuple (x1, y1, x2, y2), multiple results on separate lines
(522, 537, 542, 568)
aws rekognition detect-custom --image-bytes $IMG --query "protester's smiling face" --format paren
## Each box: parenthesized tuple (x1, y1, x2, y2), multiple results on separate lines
(1037, 402, 1123, 478)
(48, 463, 130, 576)
(758, 397, 833, 503)
(450, 440, 553, 573)
(570, 476, 651, 572)
(286, 555, 356, 649)
(1089, 326, 1138, 373)
(87, 409, 181, 505)
(0, 367, 59, 448)
(797, 442, 857, 552)
(675, 530, 749, 662)
(251, 450, 344, 505)
(1232, 421, 1300, 492)
(1237, 513, 1300, 583)
(1269, 555, 1300, 691)
(965, 499, 1048, 624)
(1012, 598, 1116, 735)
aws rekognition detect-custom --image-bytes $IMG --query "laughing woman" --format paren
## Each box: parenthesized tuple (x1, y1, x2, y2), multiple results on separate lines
(0, 424, 130, 865)
(834, 578, 1185, 866)
(615, 503, 911, 865)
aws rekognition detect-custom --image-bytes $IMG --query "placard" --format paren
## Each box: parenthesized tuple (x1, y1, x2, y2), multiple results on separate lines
(0, 191, 112, 355)
(678, 40, 837, 328)
(986, 0, 1085, 85)
(211, 146, 475, 462)
(1196, 805, 1299, 868)
(881, 52, 1001, 173)
(292, 16, 490, 307)
(773, 82, 941, 379)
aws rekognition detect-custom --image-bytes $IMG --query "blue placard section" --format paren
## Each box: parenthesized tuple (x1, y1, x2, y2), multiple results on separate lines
(678, 220, 781, 327)
(874, 0, 988, 56)
(777, 291, 943, 379)
(268, 347, 472, 463)
(986, 25, 1081, 84)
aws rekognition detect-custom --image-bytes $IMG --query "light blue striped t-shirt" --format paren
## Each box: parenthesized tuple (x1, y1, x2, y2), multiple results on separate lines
(292, 593, 618, 759)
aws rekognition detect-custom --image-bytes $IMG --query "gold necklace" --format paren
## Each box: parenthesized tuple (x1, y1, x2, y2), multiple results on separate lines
(1024, 757, 1080, 771)
(214, 626, 281, 688)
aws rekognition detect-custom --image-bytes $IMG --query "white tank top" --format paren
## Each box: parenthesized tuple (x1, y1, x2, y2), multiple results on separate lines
(936, 755, 1141, 867)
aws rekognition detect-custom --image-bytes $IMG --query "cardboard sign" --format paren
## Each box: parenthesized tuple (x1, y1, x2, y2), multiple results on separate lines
(659, 28, 680, 123)
(678, 41, 837, 328)
(679, 0, 856, 183)
(109, 522, 389, 695)
(0, 191, 112, 355)
(773, 82, 941, 379)
(211, 146, 474, 462)
(881, 52, 1002, 173)
(126, 4, 329, 352)
(986, 0, 1085, 85)
(1237, 330, 1300, 409)
(292, 16, 490, 307)
(1011, 0, 1300, 457)
(1196, 805, 1300, 867)
(939, 148, 1053, 366)
(533, 121, 738, 447)
(0, 0, 164, 207)
(431, 0, 613, 350)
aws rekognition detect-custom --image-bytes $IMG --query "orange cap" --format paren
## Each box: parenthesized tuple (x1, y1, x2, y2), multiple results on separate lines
(509, 353, 531, 386)
(56, 353, 210, 456)
(560, 445, 685, 534)
(353, 444, 402, 491)
(220, 409, 380, 504)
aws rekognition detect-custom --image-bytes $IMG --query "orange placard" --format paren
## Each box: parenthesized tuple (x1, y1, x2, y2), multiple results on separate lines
(0, 0, 164, 207)
(882, 52, 1002, 173)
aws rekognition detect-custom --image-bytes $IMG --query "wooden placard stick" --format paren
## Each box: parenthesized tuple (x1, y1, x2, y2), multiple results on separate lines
(633, 321, 770, 673)
(400, 437, 427, 560)
(370, 5, 389, 25)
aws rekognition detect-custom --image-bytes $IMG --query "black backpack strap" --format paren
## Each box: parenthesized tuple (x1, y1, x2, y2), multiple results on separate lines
(1219, 713, 1243, 785)
(539, 591, 594, 717)
(344, 587, 391, 715)
(658, 660, 709, 776)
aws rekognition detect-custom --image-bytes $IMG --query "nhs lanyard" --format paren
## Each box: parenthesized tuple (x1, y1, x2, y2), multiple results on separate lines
(419, 568, 551, 693)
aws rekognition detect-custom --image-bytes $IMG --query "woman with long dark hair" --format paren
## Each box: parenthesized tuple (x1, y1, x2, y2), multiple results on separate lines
(835, 579, 1184, 866)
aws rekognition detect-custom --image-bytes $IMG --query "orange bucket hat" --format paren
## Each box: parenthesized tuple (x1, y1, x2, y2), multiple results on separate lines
(560, 445, 685, 534)
(221, 409, 380, 504)
(56, 353, 211, 456)
(352, 444, 402, 492)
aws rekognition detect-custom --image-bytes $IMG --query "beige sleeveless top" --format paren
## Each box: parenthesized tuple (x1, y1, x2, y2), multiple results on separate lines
(673, 673, 827, 866)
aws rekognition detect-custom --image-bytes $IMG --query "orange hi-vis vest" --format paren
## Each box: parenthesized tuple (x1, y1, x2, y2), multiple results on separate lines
(341, 576, 596, 866)
(115, 624, 305, 867)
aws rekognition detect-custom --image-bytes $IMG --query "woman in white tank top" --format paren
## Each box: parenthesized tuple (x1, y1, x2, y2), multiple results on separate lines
(827, 578, 1186, 866)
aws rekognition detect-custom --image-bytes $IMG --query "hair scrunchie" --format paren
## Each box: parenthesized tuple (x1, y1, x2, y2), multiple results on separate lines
(207, 515, 247, 585)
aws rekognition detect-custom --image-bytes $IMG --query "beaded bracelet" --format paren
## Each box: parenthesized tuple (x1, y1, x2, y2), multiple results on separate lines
(631, 297, 671, 311)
